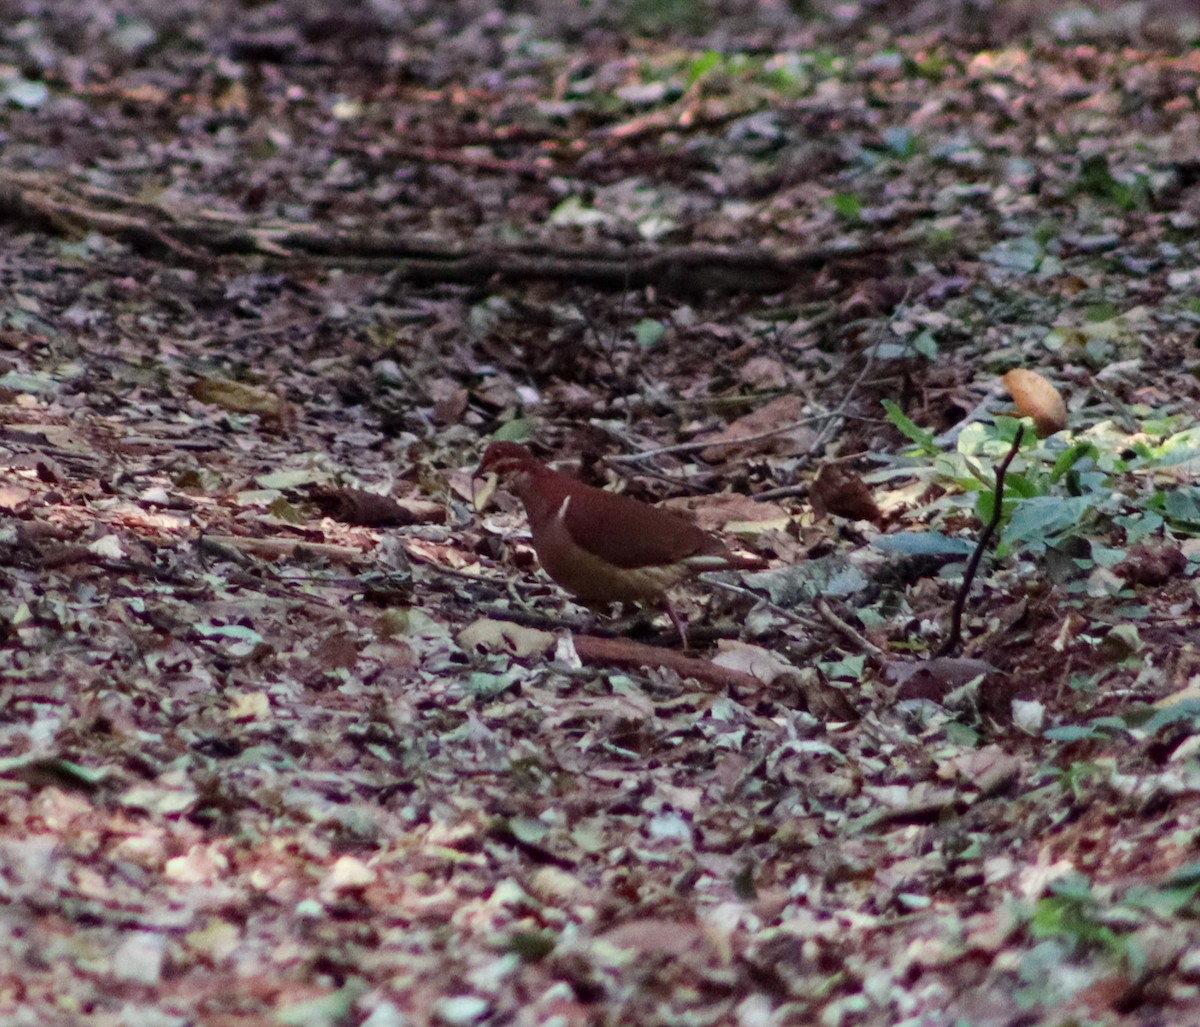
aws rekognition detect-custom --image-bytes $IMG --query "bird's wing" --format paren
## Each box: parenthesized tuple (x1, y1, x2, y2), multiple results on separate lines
(555, 480, 727, 570)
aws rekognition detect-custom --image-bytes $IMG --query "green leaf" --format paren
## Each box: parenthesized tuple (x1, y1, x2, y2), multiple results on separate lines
(871, 532, 974, 557)
(509, 930, 557, 961)
(493, 419, 535, 442)
(1050, 442, 1099, 483)
(881, 399, 938, 455)
(1141, 700, 1200, 735)
(820, 654, 867, 682)
(635, 318, 666, 348)
(982, 237, 1043, 273)
(276, 980, 368, 1027)
(1002, 495, 1094, 546)
(1155, 487, 1200, 528)
(883, 125, 918, 158)
(911, 330, 938, 360)
(829, 193, 863, 221)
(688, 50, 722, 82)
(269, 497, 306, 524)
(1044, 725, 1106, 742)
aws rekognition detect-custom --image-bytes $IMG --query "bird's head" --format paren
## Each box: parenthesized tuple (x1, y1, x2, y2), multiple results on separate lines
(475, 441, 538, 479)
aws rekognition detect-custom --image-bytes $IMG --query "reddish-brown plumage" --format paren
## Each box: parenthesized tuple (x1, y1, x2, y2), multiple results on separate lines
(475, 442, 761, 617)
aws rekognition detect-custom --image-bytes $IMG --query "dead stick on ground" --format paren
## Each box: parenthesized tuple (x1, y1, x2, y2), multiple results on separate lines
(815, 597, 885, 658)
(935, 426, 1025, 657)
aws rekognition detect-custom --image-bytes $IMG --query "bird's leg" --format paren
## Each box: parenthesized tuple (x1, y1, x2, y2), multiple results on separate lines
(663, 597, 690, 650)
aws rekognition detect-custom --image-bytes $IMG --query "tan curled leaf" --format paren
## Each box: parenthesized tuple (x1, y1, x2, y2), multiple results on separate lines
(457, 617, 554, 657)
(188, 376, 282, 419)
(1002, 369, 1067, 437)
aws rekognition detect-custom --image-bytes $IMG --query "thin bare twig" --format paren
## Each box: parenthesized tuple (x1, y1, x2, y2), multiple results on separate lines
(815, 598, 885, 658)
(746, 288, 917, 502)
(702, 576, 822, 632)
(935, 426, 1025, 657)
(608, 415, 826, 465)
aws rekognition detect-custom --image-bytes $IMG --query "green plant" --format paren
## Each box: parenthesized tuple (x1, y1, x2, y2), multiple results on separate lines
(879, 401, 1200, 567)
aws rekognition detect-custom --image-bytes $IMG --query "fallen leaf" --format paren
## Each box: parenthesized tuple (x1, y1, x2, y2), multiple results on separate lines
(188, 376, 282, 419)
(457, 618, 554, 657)
(697, 395, 818, 461)
(811, 463, 882, 522)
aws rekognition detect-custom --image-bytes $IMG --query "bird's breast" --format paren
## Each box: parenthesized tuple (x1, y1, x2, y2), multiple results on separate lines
(531, 503, 687, 604)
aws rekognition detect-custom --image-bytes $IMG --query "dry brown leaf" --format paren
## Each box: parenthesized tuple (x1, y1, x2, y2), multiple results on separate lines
(188, 377, 282, 419)
(456, 618, 555, 657)
(1002, 369, 1067, 437)
(811, 463, 882, 523)
(660, 492, 791, 535)
(0, 485, 33, 511)
(697, 394, 818, 462)
(310, 486, 441, 527)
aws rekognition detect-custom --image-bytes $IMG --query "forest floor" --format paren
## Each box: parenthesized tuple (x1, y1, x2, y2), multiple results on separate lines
(3, 1, 1200, 1024)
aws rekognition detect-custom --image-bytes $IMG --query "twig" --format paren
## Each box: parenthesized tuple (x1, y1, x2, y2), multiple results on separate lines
(608, 415, 826, 464)
(738, 286, 916, 500)
(815, 598, 885, 658)
(702, 576, 822, 632)
(200, 534, 365, 564)
(935, 426, 1025, 657)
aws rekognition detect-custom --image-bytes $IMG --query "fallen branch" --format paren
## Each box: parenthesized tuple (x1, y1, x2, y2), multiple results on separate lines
(200, 533, 365, 564)
(571, 634, 762, 694)
(0, 170, 888, 296)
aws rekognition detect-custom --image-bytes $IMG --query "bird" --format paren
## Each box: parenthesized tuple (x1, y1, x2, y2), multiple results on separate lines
(474, 441, 763, 646)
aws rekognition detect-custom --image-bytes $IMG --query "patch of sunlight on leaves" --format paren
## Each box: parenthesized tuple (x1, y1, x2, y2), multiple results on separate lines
(637, 215, 676, 240)
(257, 468, 328, 489)
(193, 622, 264, 645)
(1042, 304, 1150, 356)
(1145, 424, 1200, 467)
(550, 195, 616, 229)
(3, 77, 50, 108)
(506, 816, 549, 845)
